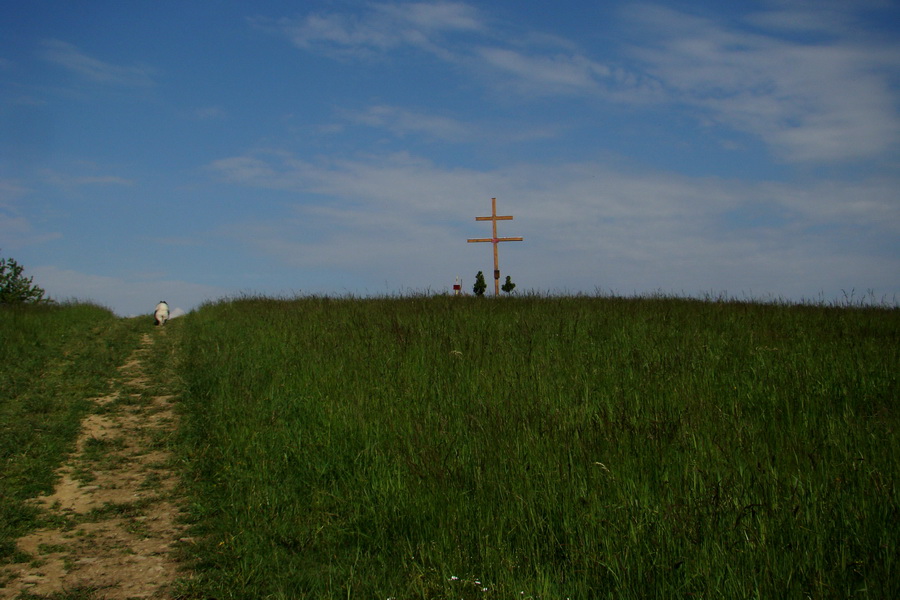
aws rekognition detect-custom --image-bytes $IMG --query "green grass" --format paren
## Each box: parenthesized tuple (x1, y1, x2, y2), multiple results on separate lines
(3, 296, 895, 597)
(0, 302, 147, 561)
(174, 294, 899, 599)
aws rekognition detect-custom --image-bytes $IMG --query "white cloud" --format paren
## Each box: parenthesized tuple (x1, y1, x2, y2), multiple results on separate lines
(195, 106, 228, 120)
(0, 180, 61, 249)
(257, 2, 900, 163)
(0, 179, 30, 201)
(260, 2, 654, 100)
(209, 150, 498, 215)
(747, 8, 848, 35)
(476, 47, 613, 94)
(209, 150, 900, 229)
(254, 1, 485, 60)
(341, 105, 476, 141)
(32, 266, 226, 317)
(470, 45, 660, 102)
(39, 168, 134, 191)
(623, 3, 900, 162)
(207, 150, 900, 301)
(0, 209, 61, 249)
(373, 2, 484, 33)
(207, 156, 281, 187)
(40, 39, 158, 87)
(336, 104, 561, 144)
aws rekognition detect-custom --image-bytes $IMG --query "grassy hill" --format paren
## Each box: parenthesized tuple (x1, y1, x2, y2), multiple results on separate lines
(2, 295, 897, 598)
(172, 295, 898, 599)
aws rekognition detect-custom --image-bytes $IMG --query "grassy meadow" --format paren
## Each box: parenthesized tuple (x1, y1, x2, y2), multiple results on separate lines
(0, 302, 146, 561)
(172, 295, 899, 599)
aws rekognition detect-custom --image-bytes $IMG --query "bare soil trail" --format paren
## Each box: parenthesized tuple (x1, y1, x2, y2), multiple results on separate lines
(0, 329, 191, 599)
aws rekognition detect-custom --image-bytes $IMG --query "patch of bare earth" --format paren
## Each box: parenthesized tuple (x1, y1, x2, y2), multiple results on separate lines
(1, 332, 191, 599)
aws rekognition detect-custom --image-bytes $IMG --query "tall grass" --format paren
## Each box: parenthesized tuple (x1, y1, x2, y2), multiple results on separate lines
(0, 302, 146, 560)
(176, 295, 898, 599)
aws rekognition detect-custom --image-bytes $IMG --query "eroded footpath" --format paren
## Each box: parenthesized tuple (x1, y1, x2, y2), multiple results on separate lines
(1, 329, 190, 599)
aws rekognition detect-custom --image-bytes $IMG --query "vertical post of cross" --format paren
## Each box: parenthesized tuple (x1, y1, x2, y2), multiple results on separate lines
(467, 197, 523, 296)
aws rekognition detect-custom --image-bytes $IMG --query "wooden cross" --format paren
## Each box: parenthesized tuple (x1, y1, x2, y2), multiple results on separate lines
(467, 197, 523, 296)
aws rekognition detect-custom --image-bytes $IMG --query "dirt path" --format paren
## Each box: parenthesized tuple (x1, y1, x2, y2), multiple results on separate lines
(0, 331, 190, 599)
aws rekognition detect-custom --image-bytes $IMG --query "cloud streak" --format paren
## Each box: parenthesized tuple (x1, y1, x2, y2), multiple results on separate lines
(476, 47, 612, 94)
(253, 1, 484, 60)
(207, 150, 900, 300)
(340, 105, 476, 142)
(263, 2, 900, 164)
(40, 169, 134, 188)
(0, 180, 62, 249)
(335, 104, 562, 145)
(32, 265, 225, 317)
(41, 39, 158, 86)
(623, 3, 900, 162)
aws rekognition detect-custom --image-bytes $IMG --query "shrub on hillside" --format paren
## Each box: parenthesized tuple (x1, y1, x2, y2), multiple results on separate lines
(0, 252, 46, 304)
(473, 270, 487, 297)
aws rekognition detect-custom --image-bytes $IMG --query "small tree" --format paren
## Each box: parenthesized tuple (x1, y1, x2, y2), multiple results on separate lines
(473, 270, 487, 297)
(0, 252, 46, 304)
(501, 275, 516, 295)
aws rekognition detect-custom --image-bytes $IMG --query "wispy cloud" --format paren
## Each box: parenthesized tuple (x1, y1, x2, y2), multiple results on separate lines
(32, 265, 223, 316)
(476, 47, 611, 94)
(0, 211, 59, 249)
(41, 39, 158, 86)
(206, 150, 900, 298)
(340, 105, 476, 141)
(623, 3, 900, 162)
(0, 181, 61, 249)
(210, 150, 495, 215)
(0, 179, 30, 201)
(338, 103, 561, 144)
(258, 2, 649, 98)
(373, 2, 485, 33)
(470, 45, 661, 102)
(261, 2, 900, 164)
(195, 105, 228, 120)
(208, 149, 900, 228)
(207, 155, 284, 188)
(40, 168, 134, 189)
(252, 1, 484, 60)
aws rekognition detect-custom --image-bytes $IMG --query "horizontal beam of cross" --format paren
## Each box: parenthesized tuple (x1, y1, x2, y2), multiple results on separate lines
(467, 237, 524, 243)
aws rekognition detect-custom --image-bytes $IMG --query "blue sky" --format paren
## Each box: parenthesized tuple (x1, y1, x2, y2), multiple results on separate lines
(2, 0, 899, 316)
